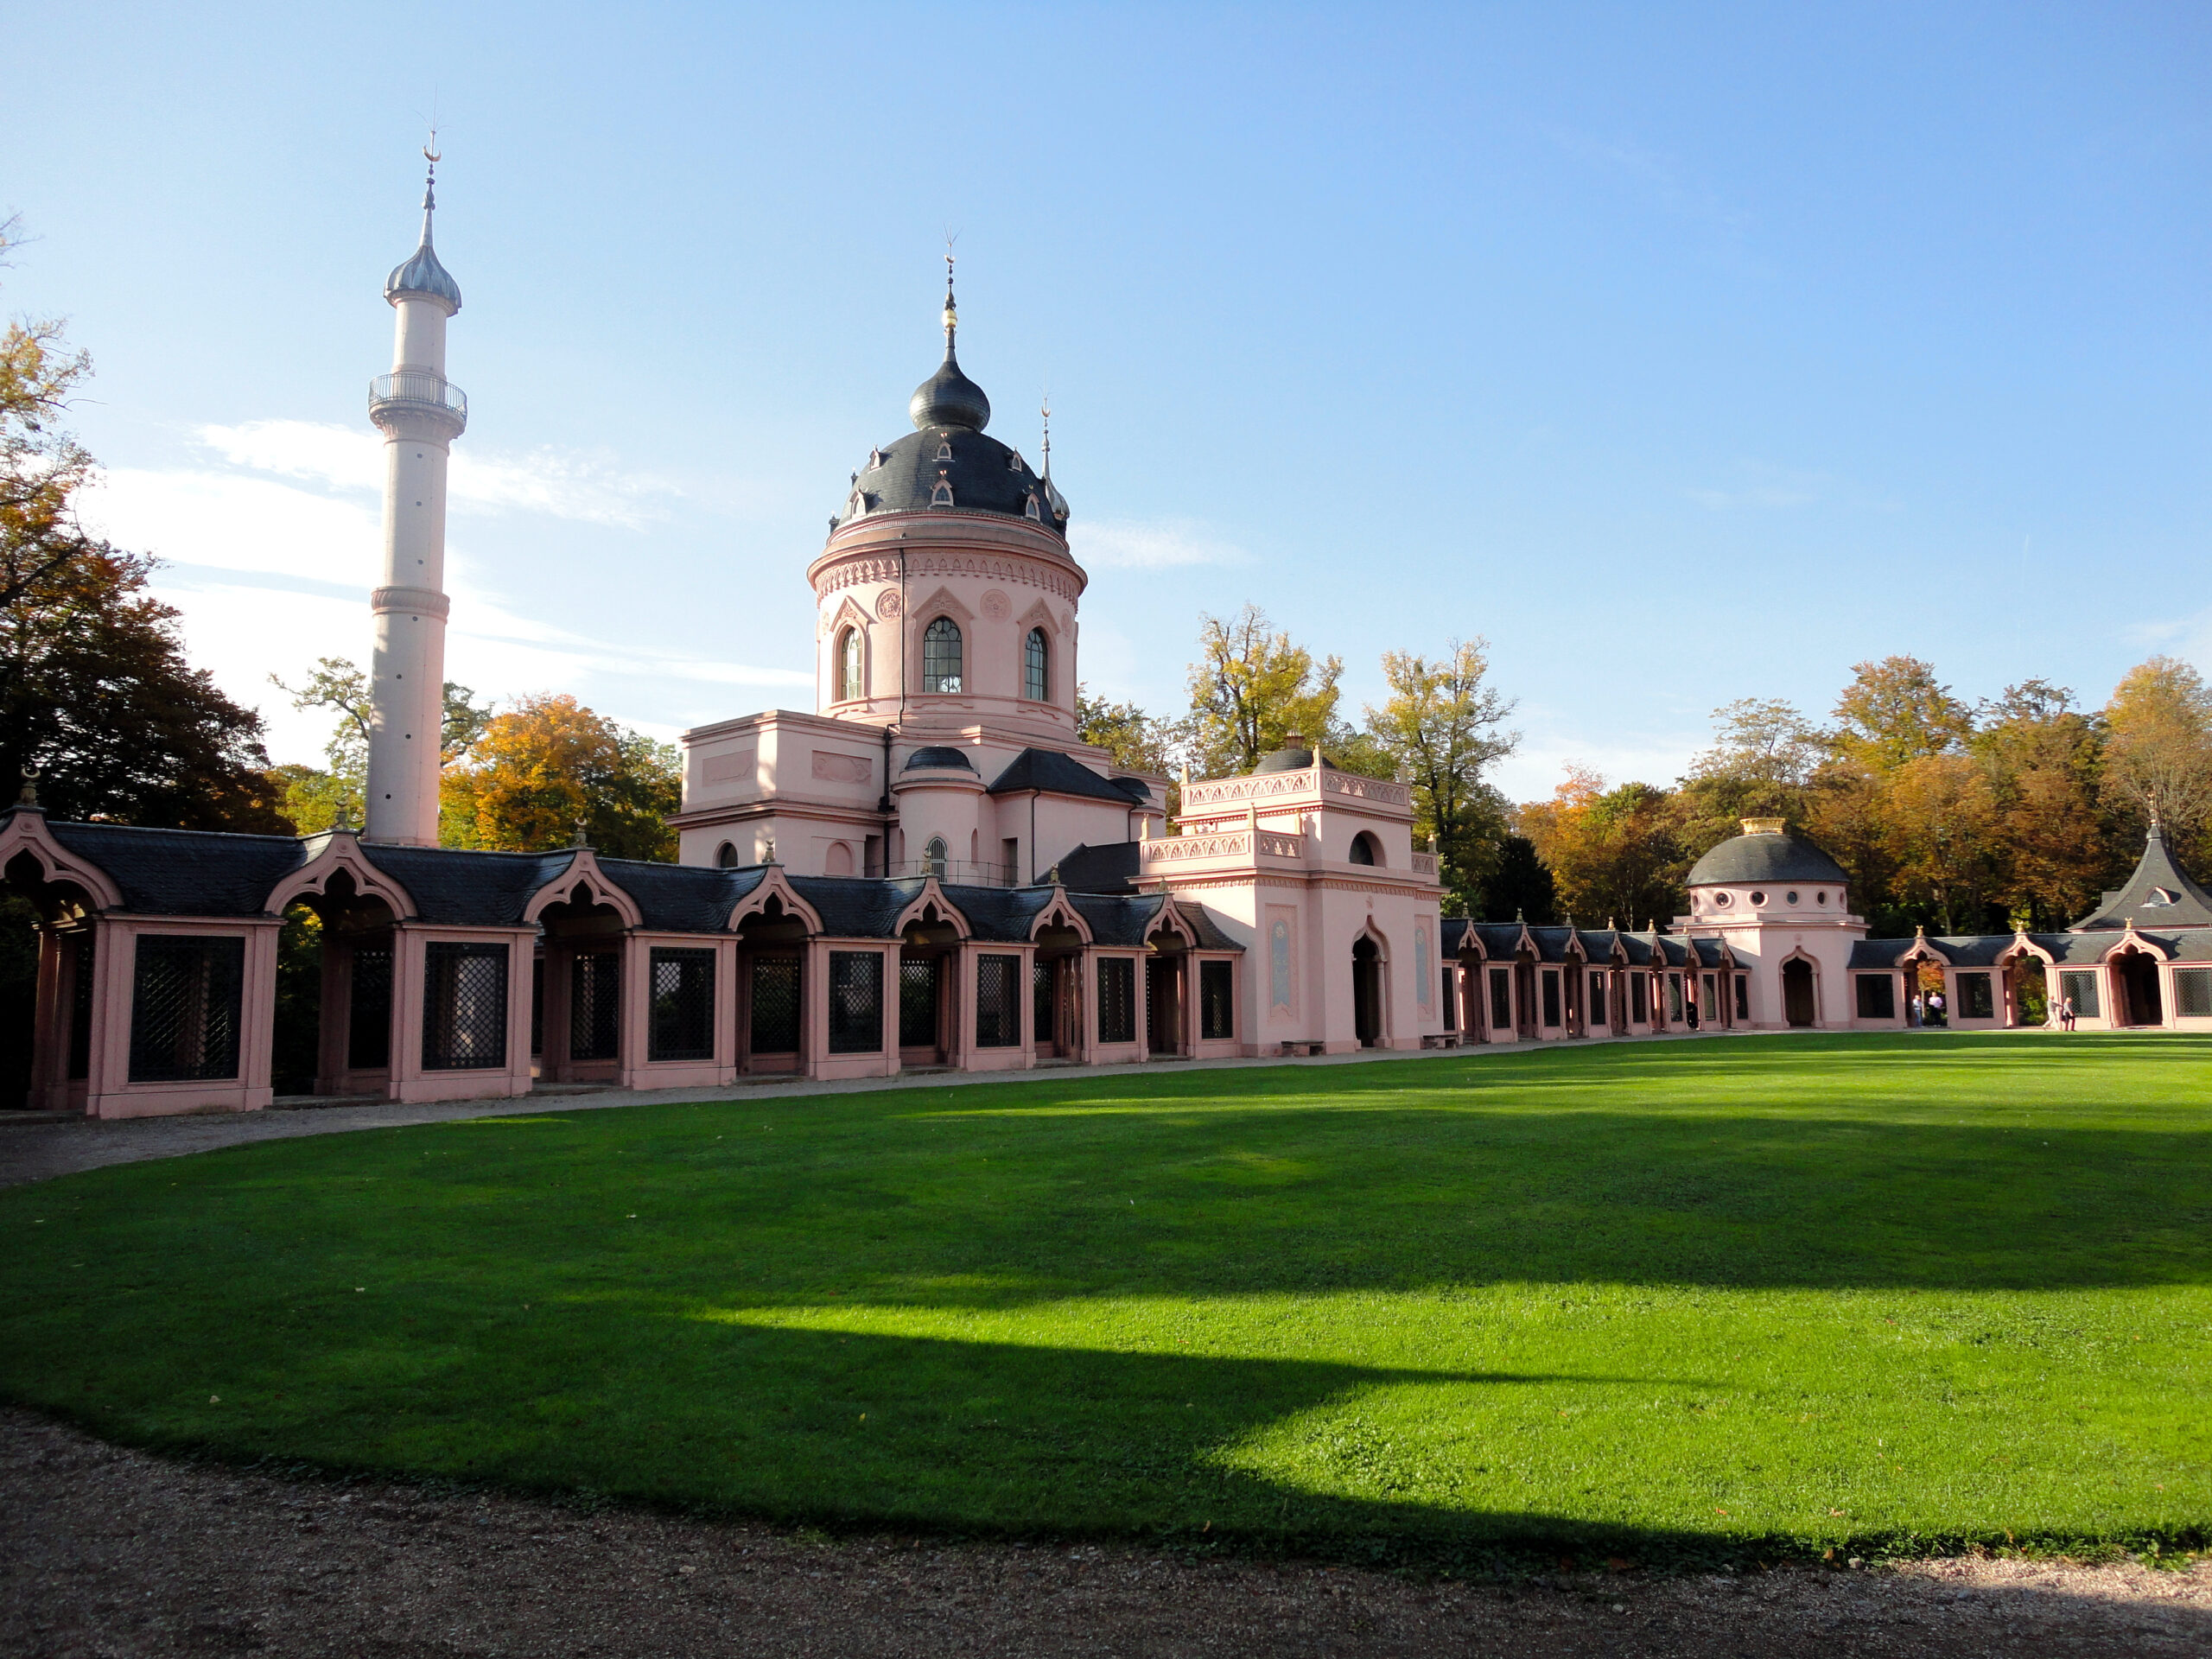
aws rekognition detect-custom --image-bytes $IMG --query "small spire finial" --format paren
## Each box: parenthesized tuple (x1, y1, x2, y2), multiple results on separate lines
(942, 237, 958, 350)
(16, 767, 38, 808)
(571, 816, 590, 849)
(1039, 394, 1052, 479)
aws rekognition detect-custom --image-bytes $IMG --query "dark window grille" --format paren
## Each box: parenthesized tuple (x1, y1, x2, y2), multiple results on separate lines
(1097, 957, 1137, 1044)
(1958, 970, 1995, 1020)
(900, 957, 941, 1049)
(2174, 968, 2212, 1018)
(2059, 969, 2100, 1019)
(1856, 974, 1896, 1020)
(1631, 972, 1649, 1024)
(1589, 973, 1607, 1027)
(569, 952, 621, 1061)
(923, 617, 963, 693)
(67, 931, 95, 1079)
(1666, 974, 1684, 1022)
(829, 951, 882, 1052)
(1199, 959, 1234, 1039)
(1541, 969, 1561, 1028)
(750, 954, 802, 1052)
(423, 941, 509, 1071)
(1441, 965, 1457, 1030)
(976, 953, 1020, 1047)
(347, 943, 393, 1070)
(1733, 974, 1749, 1021)
(531, 955, 544, 1056)
(1489, 967, 1512, 1029)
(1033, 957, 1053, 1045)
(128, 934, 245, 1083)
(649, 948, 715, 1062)
(1024, 627, 1049, 702)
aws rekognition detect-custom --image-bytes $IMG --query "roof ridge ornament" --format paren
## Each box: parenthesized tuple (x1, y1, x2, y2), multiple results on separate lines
(15, 767, 39, 809)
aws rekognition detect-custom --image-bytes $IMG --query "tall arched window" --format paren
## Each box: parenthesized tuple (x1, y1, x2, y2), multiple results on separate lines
(924, 836, 948, 877)
(1349, 832, 1381, 867)
(836, 627, 863, 702)
(1024, 627, 1049, 702)
(716, 842, 740, 869)
(922, 617, 963, 693)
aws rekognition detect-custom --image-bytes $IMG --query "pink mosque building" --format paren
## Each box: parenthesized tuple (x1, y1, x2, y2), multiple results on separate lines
(7, 168, 2212, 1118)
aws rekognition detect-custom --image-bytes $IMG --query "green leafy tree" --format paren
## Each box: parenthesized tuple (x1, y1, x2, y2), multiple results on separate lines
(1362, 639, 1517, 912)
(1517, 767, 1684, 928)
(272, 655, 491, 834)
(2101, 656, 2212, 854)
(1828, 655, 1974, 772)
(1672, 697, 1821, 860)
(1184, 604, 1349, 778)
(1973, 680, 2116, 930)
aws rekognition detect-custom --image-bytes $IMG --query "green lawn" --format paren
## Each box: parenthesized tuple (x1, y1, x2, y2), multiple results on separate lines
(3, 1033, 2208, 1566)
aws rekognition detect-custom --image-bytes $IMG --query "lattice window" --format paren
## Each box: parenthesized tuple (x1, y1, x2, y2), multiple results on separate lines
(649, 947, 715, 1062)
(127, 934, 245, 1084)
(1666, 974, 1684, 1022)
(570, 952, 621, 1061)
(422, 941, 510, 1071)
(828, 951, 882, 1053)
(2174, 968, 2212, 1018)
(347, 942, 393, 1071)
(750, 954, 802, 1053)
(1856, 974, 1896, 1020)
(922, 617, 963, 693)
(899, 957, 941, 1049)
(1199, 959, 1233, 1040)
(976, 953, 1020, 1047)
(1733, 974, 1749, 1021)
(1541, 969, 1561, 1028)
(1957, 971, 1995, 1020)
(1097, 957, 1136, 1044)
(1024, 627, 1049, 702)
(1490, 967, 1512, 1030)
(1630, 971, 1649, 1025)
(1588, 972, 1606, 1028)
(67, 931, 95, 1080)
(1440, 965, 1457, 1032)
(1033, 957, 1053, 1045)
(2060, 969, 2100, 1019)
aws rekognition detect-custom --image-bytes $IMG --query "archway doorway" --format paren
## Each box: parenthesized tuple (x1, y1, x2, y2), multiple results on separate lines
(1352, 936, 1382, 1048)
(1145, 927, 1187, 1057)
(899, 908, 959, 1066)
(1033, 923, 1084, 1061)
(2, 850, 101, 1111)
(738, 898, 808, 1074)
(2114, 950, 2163, 1027)
(537, 883, 626, 1083)
(1783, 957, 1816, 1027)
(269, 868, 397, 1099)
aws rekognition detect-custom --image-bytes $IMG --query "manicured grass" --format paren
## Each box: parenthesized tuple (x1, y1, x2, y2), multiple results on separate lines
(3, 1033, 2208, 1565)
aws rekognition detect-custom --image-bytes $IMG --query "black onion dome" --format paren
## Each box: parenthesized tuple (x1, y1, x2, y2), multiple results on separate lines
(1687, 829, 1847, 887)
(1252, 745, 1338, 775)
(909, 344, 991, 432)
(902, 746, 977, 772)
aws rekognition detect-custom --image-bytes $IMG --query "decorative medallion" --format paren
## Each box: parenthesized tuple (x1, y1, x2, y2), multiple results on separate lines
(876, 589, 903, 620)
(981, 589, 1011, 620)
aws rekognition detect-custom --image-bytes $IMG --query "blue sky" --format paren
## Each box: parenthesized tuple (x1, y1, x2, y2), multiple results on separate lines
(10, 3, 2208, 798)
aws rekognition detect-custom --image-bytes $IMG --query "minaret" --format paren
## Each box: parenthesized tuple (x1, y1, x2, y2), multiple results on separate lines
(364, 143, 467, 845)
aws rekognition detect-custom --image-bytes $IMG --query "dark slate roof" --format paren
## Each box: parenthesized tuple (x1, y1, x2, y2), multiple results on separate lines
(44, 819, 303, 916)
(2071, 827, 2212, 931)
(1688, 938, 1730, 967)
(937, 883, 1058, 943)
(1052, 840, 1140, 895)
(1848, 940, 1906, 969)
(903, 746, 977, 772)
(1252, 746, 1338, 775)
(596, 858, 762, 934)
(354, 845, 571, 927)
(836, 332, 1068, 529)
(1109, 775, 1153, 803)
(987, 747, 1141, 805)
(1686, 829, 1848, 887)
(1617, 933, 1657, 966)
(1070, 891, 1162, 948)
(1577, 928, 1626, 963)
(1526, 925, 1582, 963)
(785, 875, 918, 940)
(1440, 918, 1472, 957)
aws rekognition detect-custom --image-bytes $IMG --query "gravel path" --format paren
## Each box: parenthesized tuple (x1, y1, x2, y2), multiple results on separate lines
(3, 1410, 2205, 1657)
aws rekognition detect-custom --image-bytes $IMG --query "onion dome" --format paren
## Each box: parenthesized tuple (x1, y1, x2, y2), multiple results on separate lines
(1687, 818, 1847, 886)
(835, 264, 1069, 531)
(1252, 736, 1338, 775)
(902, 746, 977, 772)
(385, 162, 462, 312)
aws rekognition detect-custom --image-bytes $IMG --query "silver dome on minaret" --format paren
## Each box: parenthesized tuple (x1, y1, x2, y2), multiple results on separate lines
(384, 161, 462, 312)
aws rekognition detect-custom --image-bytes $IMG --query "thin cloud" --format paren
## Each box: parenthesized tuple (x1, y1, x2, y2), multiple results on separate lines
(197, 419, 682, 529)
(1071, 518, 1251, 570)
(81, 467, 383, 584)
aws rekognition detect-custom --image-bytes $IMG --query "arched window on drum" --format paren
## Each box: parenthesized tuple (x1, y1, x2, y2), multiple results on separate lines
(836, 627, 863, 702)
(924, 836, 949, 878)
(1024, 627, 1049, 702)
(923, 617, 963, 693)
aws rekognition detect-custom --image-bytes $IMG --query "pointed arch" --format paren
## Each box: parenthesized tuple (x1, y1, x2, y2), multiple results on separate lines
(725, 867, 825, 935)
(894, 880, 975, 941)
(264, 832, 417, 919)
(522, 850, 645, 928)
(0, 812, 124, 911)
(1028, 893, 1094, 944)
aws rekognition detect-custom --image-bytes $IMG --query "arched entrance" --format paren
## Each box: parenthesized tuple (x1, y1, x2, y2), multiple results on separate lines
(1782, 957, 1816, 1027)
(537, 882, 626, 1083)
(2113, 949, 2163, 1027)
(1352, 936, 1383, 1048)
(1033, 922, 1084, 1061)
(899, 906, 959, 1067)
(1146, 925, 1187, 1057)
(270, 868, 398, 1098)
(737, 897, 808, 1074)
(3, 849, 103, 1111)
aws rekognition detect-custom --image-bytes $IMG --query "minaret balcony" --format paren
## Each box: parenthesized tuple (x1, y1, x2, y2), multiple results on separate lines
(368, 371, 468, 435)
